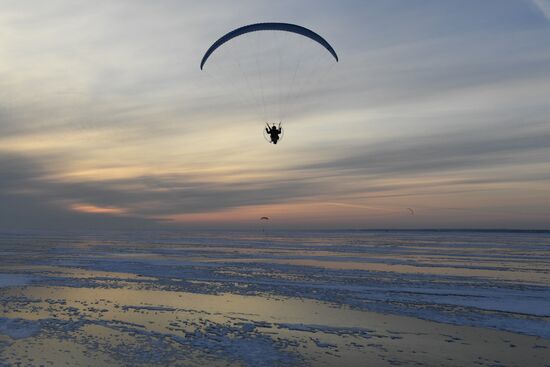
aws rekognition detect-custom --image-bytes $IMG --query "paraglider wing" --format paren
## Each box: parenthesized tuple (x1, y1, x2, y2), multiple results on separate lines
(200, 22, 339, 70)
(260, 216, 270, 220)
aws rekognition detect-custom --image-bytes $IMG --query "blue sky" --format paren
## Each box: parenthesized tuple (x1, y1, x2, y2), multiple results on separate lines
(1, 0, 549, 229)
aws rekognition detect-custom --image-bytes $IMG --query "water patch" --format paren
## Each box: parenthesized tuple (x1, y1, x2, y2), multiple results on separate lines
(0, 318, 41, 340)
(0, 274, 33, 288)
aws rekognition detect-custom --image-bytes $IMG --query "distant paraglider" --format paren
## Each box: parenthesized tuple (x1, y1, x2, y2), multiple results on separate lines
(200, 22, 338, 145)
(407, 208, 415, 216)
(260, 216, 270, 220)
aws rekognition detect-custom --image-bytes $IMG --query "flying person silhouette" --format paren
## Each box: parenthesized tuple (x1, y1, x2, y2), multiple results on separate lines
(266, 123, 282, 144)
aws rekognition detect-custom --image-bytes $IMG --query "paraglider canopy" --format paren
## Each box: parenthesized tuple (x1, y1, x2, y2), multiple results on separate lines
(260, 216, 270, 220)
(200, 22, 339, 70)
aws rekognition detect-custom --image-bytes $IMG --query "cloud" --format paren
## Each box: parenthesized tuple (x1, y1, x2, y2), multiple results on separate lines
(1, 1, 550, 229)
(2, 116, 549, 229)
(70, 203, 129, 215)
(533, 0, 550, 20)
(0, 153, 160, 230)
(298, 121, 550, 177)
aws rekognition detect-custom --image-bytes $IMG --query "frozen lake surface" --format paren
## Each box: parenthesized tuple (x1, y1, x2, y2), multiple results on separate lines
(1, 230, 549, 366)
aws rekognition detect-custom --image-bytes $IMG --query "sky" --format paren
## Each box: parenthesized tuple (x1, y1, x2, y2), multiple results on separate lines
(1, 0, 550, 230)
